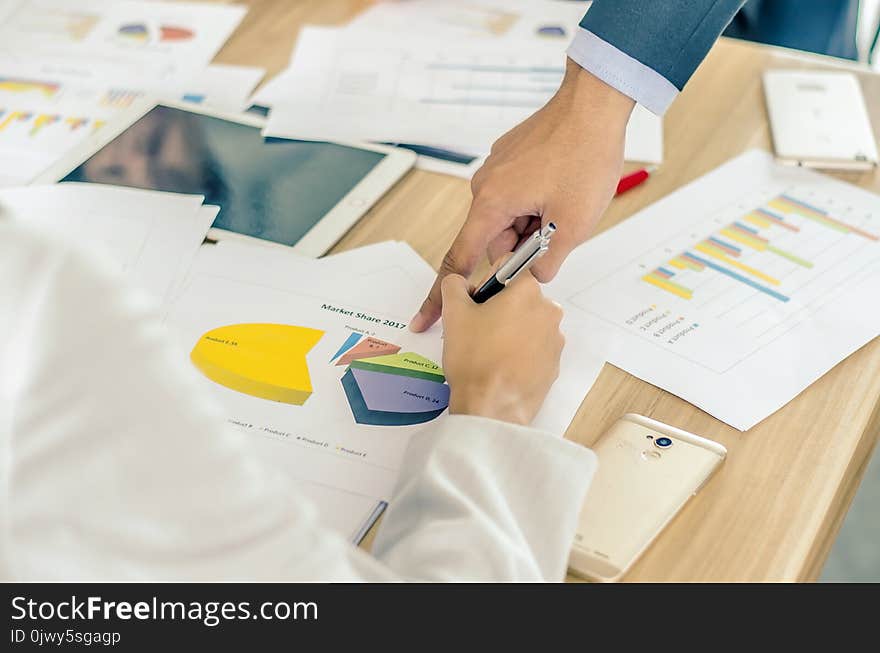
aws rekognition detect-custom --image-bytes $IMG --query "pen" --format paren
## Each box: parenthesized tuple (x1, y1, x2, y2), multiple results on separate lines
(616, 165, 657, 195)
(471, 223, 556, 304)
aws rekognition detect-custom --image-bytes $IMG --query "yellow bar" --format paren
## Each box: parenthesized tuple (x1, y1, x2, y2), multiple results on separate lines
(642, 273, 692, 299)
(0, 111, 24, 132)
(767, 198, 794, 214)
(744, 213, 771, 228)
(668, 258, 687, 270)
(694, 242, 781, 285)
(720, 228, 766, 251)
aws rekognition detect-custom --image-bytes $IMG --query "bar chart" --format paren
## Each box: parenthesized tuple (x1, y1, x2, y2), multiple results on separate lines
(566, 179, 880, 374)
(639, 192, 876, 307)
(546, 151, 880, 428)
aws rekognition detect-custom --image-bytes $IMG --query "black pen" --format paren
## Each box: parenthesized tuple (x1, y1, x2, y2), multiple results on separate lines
(471, 223, 556, 304)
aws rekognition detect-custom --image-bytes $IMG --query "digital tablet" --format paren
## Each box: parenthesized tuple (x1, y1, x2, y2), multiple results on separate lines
(35, 99, 415, 256)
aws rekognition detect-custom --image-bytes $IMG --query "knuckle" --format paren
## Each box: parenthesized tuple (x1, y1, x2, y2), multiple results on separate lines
(439, 250, 464, 276)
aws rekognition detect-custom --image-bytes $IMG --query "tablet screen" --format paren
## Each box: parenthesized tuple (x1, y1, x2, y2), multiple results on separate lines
(62, 105, 385, 246)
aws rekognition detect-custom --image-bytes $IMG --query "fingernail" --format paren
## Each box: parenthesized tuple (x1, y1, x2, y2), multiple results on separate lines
(409, 312, 426, 332)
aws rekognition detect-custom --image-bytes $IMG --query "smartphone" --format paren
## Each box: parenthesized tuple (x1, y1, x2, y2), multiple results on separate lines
(569, 413, 726, 582)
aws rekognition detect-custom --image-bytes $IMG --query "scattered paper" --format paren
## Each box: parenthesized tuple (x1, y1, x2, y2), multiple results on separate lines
(177, 63, 266, 113)
(262, 27, 662, 164)
(348, 1, 591, 43)
(0, 1, 249, 185)
(0, 0, 247, 87)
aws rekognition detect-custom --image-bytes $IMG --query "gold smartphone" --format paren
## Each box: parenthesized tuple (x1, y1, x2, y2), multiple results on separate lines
(569, 413, 727, 582)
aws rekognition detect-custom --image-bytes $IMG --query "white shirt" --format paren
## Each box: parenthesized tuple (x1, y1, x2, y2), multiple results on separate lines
(0, 221, 597, 581)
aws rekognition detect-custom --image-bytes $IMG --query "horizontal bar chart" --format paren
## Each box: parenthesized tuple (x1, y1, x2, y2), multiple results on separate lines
(637, 192, 867, 302)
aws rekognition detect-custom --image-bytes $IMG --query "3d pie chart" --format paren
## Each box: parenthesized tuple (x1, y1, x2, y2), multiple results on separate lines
(117, 23, 195, 43)
(118, 23, 149, 43)
(191, 323, 324, 405)
(331, 334, 449, 426)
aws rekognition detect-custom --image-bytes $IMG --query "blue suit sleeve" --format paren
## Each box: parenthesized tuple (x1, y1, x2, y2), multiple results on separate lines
(580, 0, 747, 91)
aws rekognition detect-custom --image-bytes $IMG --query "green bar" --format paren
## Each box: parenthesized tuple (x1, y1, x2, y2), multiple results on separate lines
(349, 359, 446, 383)
(767, 245, 813, 268)
(804, 213, 850, 234)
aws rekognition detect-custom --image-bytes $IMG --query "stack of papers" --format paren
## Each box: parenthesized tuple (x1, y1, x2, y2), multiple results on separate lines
(0, 0, 260, 186)
(254, 1, 662, 177)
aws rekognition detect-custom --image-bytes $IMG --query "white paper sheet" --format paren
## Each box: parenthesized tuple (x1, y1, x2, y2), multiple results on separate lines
(0, 0, 246, 87)
(165, 273, 443, 501)
(261, 26, 662, 164)
(0, 62, 136, 187)
(349, 0, 590, 41)
(0, 183, 213, 303)
(177, 63, 266, 113)
(292, 481, 385, 544)
(347, 0, 590, 42)
(169, 239, 439, 535)
(547, 150, 880, 430)
(182, 239, 436, 309)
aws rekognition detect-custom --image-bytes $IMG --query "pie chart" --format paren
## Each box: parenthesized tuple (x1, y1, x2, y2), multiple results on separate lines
(118, 23, 148, 43)
(332, 334, 400, 366)
(160, 25, 195, 42)
(337, 344, 449, 426)
(191, 323, 324, 405)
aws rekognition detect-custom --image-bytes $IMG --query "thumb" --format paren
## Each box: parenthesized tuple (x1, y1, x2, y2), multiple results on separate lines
(439, 273, 472, 321)
(410, 206, 495, 332)
(529, 220, 579, 282)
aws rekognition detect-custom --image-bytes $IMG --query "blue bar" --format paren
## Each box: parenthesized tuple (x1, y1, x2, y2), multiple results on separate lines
(733, 221, 759, 234)
(708, 236, 741, 252)
(755, 208, 787, 223)
(657, 266, 675, 277)
(685, 252, 790, 302)
(330, 332, 362, 362)
(780, 194, 827, 215)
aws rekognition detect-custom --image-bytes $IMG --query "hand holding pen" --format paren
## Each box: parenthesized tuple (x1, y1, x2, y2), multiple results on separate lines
(471, 223, 556, 303)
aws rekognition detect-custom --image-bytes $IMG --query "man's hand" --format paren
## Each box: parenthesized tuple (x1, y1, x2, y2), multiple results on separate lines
(410, 59, 635, 332)
(441, 271, 564, 426)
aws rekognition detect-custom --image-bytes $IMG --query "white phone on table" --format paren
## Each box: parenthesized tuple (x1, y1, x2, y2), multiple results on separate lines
(569, 413, 727, 582)
(763, 69, 878, 171)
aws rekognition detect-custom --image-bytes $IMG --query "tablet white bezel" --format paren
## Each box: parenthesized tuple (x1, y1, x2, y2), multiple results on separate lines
(33, 98, 416, 257)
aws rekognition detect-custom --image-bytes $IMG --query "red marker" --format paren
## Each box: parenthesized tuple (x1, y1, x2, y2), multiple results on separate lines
(616, 165, 657, 195)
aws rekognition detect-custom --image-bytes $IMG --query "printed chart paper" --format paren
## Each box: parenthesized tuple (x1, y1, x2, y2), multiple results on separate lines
(0, 0, 246, 87)
(548, 150, 880, 430)
(262, 27, 662, 164)
(166, 272, 448, 501)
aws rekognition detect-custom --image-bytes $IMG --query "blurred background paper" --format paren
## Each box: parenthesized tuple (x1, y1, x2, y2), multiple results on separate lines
(260, 26, 662, 170)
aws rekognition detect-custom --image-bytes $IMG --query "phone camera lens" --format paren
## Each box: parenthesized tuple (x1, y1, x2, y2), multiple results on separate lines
(654, 436, 673, 449)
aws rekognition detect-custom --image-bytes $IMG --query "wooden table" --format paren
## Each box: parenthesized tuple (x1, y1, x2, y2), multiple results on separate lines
(212, 0, 880, 581)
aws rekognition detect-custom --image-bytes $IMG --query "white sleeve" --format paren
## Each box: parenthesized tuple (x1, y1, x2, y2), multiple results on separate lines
(567, 28, 679, 115)
(0, 224, 596, 582)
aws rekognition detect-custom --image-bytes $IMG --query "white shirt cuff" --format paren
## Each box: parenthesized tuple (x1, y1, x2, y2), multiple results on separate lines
(566, 27, 679, 116)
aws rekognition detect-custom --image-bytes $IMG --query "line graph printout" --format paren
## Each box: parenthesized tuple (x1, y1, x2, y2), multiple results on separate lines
(548, 150, 880, 430)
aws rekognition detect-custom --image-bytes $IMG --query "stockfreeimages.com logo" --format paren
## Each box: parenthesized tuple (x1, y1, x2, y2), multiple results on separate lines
(11, 595, 318, 629)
